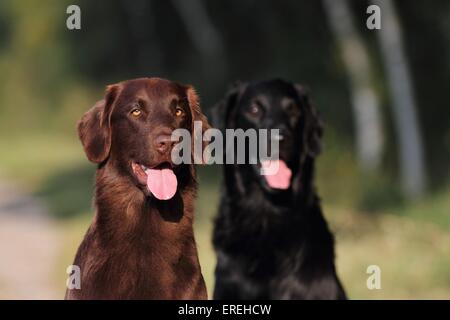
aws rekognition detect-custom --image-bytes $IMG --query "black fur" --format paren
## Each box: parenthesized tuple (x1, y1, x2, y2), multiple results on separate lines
(211, 79, 346, 300)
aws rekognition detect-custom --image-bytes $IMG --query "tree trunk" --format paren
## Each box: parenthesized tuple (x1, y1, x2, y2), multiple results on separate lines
(171, 0, 225, 86)
(372, 0, 426, 199)
(323, 0, 384, 172)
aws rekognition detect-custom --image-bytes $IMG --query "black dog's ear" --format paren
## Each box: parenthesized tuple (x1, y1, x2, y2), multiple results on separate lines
(210, 81, 247, 132)
(294, 84, 323, 157)
(77, 84, 121, 163)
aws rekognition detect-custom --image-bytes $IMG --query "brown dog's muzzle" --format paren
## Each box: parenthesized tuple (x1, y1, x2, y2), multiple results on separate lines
(154, 134, 176, 156)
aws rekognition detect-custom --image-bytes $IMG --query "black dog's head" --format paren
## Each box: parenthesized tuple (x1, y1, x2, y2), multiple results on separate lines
(212, 78, 322, 195)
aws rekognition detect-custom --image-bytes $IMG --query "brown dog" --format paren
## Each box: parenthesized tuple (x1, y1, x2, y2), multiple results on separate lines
(65, 77, 209, 300)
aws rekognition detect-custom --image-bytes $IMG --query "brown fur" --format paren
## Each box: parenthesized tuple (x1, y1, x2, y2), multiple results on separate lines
(65, 78, 209, 300)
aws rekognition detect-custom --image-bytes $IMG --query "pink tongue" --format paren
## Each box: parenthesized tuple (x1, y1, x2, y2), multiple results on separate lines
(146, 168, 178, 200)
(261, 160, 292, 190)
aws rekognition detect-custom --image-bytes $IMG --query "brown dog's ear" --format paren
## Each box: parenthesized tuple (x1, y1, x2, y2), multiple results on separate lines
(77, 84, 121, 163)
(186, 86, 211, 164)
(186, 86, 210, 132)
(294, 84, 323, 158)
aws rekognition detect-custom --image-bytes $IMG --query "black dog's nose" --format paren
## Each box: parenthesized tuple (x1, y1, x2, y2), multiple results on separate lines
(154, 134, 176, 154)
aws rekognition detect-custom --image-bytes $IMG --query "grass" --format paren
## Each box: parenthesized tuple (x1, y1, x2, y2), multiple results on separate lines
(329, 207, 450, 299)
(391, 189, 450, 231)
(1, 133, 449, 299)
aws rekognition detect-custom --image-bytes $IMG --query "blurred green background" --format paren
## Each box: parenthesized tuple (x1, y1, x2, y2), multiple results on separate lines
(0, 0, 449, 299)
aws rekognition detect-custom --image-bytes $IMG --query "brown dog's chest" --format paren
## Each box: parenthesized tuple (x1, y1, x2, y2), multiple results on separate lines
(89, 234, 200, 299)
(67, 187, 205, 300)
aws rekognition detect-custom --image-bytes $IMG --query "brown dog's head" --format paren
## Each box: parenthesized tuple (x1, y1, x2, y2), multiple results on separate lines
(77, 77, 210, 200)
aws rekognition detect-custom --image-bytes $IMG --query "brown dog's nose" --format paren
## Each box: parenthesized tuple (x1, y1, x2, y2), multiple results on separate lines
(154, 134, 176, 155)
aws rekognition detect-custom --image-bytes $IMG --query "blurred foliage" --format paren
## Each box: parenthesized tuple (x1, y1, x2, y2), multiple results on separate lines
(1, 0, 449, 207)
(35, 164, 95, 219)
(0, 0, 449, 299)
(0, 0, 448, 209)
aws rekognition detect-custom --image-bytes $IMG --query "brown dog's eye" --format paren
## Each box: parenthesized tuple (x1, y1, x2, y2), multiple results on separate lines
(131, 109, 141, 117)
(175, 107, 184, 117)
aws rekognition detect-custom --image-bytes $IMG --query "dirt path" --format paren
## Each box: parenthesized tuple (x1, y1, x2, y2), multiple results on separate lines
(0, 180, 61, 299)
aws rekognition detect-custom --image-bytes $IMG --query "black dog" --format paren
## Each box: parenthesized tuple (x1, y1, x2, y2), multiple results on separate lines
(211, 79, 346, 300)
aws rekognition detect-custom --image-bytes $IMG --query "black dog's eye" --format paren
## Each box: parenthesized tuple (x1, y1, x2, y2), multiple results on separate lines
(248, 102, 263, 117)
(286, 102, 294, 111)
(284, 101, 301, 117)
